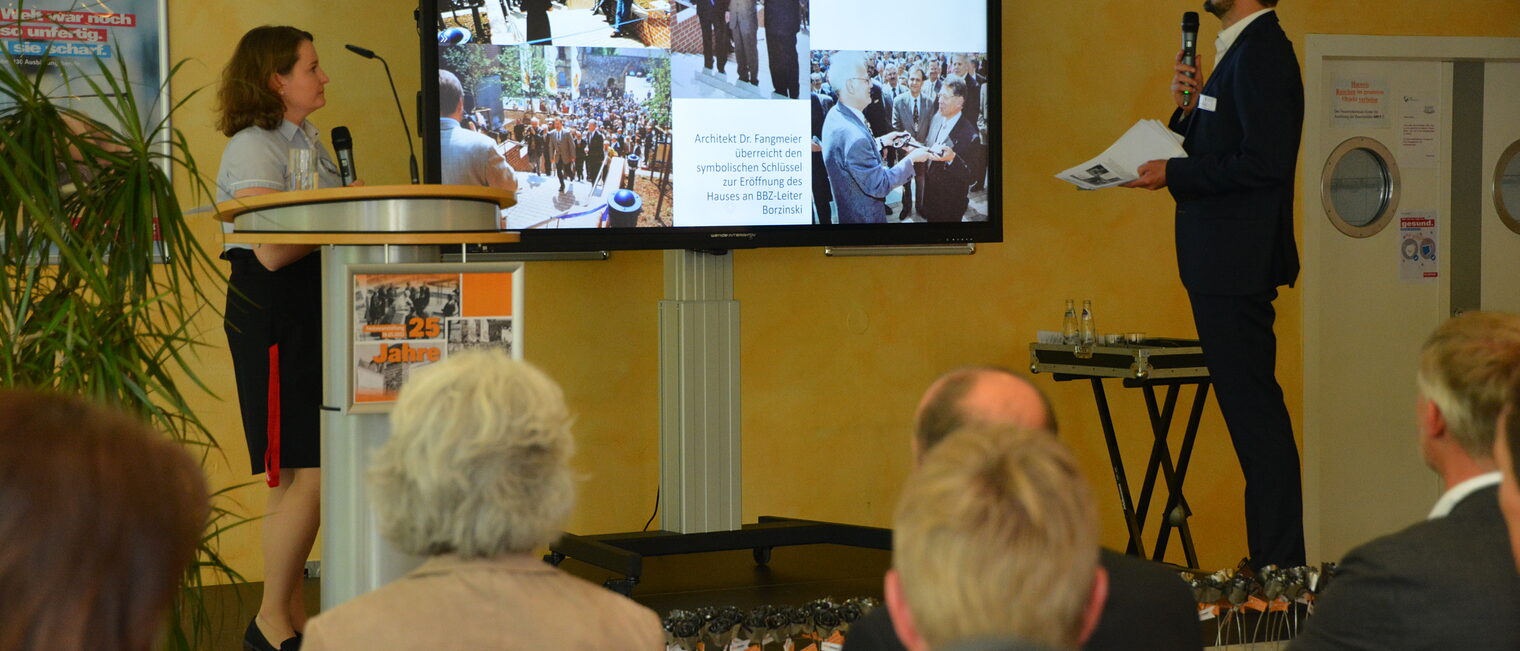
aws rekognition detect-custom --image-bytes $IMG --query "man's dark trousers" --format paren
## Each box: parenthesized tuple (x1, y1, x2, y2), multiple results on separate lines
(1189, 289, 1305, 568)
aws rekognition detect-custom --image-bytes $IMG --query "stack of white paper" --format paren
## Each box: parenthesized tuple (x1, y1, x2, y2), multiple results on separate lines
(1055, 120, 1187, 190)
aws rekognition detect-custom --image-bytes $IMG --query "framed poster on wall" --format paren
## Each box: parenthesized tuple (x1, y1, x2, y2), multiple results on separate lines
(2, 1, 171, 260)
(1, 0, 168, 135)
(348, 262, 524, 412)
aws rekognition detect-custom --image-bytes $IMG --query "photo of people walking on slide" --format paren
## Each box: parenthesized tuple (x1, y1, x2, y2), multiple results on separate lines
(441, 44, 674, 228)
(436, 0, 673, 49)
(669, 0, 808, 100)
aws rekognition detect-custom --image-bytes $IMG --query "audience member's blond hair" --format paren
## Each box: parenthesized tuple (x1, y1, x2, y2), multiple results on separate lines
(1418, 311, 1520, 459)
(887, 426, 1105, 650)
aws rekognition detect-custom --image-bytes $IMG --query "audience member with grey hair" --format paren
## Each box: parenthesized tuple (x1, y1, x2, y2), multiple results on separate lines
(1292, 311, 1520, 650)
(301, 350, 662, 650)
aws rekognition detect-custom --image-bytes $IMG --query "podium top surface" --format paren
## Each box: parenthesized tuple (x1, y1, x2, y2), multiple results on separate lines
(213, 184, 516, 224)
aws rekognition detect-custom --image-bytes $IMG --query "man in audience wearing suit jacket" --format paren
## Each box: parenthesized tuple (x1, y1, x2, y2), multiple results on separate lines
(1122, 0, 1306, 570)
(1290, 313, 1520, 650)
(842, 367, 1202, 651)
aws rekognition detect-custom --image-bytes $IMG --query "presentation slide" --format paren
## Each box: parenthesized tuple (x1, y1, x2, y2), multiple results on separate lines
(432, 0, 991, 230)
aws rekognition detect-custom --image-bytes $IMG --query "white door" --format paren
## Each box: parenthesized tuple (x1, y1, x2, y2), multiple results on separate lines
(1302, 36, 1520, 563)
(1482, 62, 1520, 314)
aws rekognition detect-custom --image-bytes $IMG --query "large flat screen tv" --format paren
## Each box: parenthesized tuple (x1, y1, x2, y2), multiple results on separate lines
(419, 0, 999, 252)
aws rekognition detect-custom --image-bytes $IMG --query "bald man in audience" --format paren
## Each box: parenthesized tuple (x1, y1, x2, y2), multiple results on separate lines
(1292, 312, 1520, 650)
(843, 367, 1201, 651)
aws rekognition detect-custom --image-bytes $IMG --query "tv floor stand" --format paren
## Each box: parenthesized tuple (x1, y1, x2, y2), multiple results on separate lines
(545, 249, 891, 595)
(547, 516, 891, 594)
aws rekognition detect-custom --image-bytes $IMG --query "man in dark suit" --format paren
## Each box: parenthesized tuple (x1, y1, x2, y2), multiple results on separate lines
(811, 87, 834, 224)
(918, 79, 980, 223)
(573, 129, 588, 181)
(891, 66, 933, 217)
(1291, 312, 1520, 650)
(949, 54, 986, 193)
(585, 119, 606, 187)
(695, 0, 730, 74)
(1123, 0, 1305, 569)
(523, 0, 552, 45)
(763, 0, 801, 98)
(863, 79, 893, 138)
(949, 55, 980, 137)
(841, 368, 1202, 651)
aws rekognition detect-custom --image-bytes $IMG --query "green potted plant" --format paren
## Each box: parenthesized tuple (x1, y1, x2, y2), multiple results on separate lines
(0, 42, 247, 651)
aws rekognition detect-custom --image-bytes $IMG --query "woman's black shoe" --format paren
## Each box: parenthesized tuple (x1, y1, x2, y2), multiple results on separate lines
(245, 618, 300, 651)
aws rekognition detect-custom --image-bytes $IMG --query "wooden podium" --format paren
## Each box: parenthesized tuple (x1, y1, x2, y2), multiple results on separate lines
(216, 185, 517, 608)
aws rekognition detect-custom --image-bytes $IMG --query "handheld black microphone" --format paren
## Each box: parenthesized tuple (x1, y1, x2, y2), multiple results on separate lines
(346, 44, 420, 184)
(1181, 12, 1200, 96)
(332, 126, 357, 186)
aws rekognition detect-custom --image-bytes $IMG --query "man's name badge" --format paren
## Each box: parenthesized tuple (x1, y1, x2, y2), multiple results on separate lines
(1198, 95, 1218, 112)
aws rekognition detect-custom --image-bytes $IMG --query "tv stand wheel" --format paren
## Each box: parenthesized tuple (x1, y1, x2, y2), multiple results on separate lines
(753, 546, 773, 566)
(603, 577, 639, 596)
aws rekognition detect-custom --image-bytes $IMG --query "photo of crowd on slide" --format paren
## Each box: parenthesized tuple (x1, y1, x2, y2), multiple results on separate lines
(668, 0, 809, 100)
(447, 317, 515, 355)
(440, 45, 674, 228)
(353, 273, 462, 340)
(811, 50, 991, 225)
(436, 0, 674, 49)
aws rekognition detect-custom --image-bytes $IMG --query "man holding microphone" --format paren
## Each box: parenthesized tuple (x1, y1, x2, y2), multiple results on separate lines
(1122, 0, 1306, 570)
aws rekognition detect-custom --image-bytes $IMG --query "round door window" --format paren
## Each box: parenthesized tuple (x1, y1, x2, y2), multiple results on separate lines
(1496, 139, 1520, 236)
(1321, 137, 1400, 238)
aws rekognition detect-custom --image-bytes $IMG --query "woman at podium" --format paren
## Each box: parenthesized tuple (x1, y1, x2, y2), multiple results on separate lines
(213, 25, 344, 651)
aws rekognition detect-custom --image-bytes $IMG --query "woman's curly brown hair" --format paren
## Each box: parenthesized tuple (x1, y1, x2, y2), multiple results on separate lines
(216, 26, 313, 137)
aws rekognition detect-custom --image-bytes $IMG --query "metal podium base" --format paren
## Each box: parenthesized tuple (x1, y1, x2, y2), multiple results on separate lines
(545, 516, 892, 595)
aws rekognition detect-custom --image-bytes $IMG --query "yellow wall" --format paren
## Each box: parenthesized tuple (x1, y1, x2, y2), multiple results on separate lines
(170, 2, 1520, 582)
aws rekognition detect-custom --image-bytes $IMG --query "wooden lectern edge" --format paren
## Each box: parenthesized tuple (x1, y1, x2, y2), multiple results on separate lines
(211, 184, 517, 223)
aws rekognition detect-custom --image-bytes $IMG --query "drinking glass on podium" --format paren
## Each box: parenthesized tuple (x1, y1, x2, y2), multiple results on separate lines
(287, 147, 318, 191)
